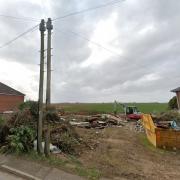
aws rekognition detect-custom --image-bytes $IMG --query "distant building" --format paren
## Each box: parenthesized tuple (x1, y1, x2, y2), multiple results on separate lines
(171, 87, 180, 110)
(0, 82, 25, 113)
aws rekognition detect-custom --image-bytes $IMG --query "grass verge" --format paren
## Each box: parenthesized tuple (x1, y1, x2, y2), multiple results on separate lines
(21, 151, 101, 180)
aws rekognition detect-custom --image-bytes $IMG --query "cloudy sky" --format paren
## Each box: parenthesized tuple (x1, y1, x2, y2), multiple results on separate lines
(0, 0, 179, 102)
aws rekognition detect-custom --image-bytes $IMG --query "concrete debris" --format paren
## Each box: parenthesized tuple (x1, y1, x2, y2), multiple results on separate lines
(68, 114, 127, 129)
(60, 117, 66, 121)
(106, 114, 126, 126)
(135, 120, 144, 133)
(70, 121, 90, 128)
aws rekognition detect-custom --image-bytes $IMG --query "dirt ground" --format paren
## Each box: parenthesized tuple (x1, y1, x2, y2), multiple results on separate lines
(75, 123, 180, 180)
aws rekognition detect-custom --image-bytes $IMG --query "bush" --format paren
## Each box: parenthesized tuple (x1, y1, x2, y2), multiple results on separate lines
(168, 96, 178, 110)
(45, 105, 60, 123)
(154, 110, 180, 122)
(0, 116, 5, 126)
(0, 116, 9, 144)
(50, 121, 80, 155)
(57, 132, 79, 155)
(4, 126, 35, 154)
(19, 101, 39, 119)
(8, 109, 36, 128)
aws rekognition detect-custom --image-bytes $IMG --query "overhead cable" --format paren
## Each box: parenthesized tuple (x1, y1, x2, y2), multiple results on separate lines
(56, 27, 122, 57)
(0, 24, 39, 49)
(53, 0, 125, 21)
(0, 14, 39, 22)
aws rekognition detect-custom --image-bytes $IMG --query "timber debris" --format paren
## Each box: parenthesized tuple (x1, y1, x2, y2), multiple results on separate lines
(68, 114, 126, 129)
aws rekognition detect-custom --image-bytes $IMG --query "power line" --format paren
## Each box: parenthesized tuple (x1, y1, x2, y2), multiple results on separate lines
(0, 0, 125, 23)
(0, 24, 39, 49)
(55, 28, 159, 73)
(0, 14, 39, 22)
(56, 28, 123, 57)
(53, 0, 125, 21)
(54, 26, 180, 85)
(55, 28, 147, 70)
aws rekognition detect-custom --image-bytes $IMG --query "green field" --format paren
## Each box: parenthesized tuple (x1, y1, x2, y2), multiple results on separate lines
(54, 102, 168, 114)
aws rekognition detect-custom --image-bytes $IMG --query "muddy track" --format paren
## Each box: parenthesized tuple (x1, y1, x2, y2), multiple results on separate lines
(77, 126, 180, 180)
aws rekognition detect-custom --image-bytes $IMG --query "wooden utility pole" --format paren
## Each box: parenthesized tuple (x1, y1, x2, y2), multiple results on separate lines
(38, 19, 46, 154)
(44, 18, 53, 156)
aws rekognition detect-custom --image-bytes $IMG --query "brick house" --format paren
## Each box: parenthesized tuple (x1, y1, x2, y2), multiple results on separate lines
(0, 82, 25, 113)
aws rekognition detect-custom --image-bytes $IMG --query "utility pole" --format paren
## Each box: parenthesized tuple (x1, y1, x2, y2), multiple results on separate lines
(44, 18, 53, 156)
(38, 19, 46, 154)
(46, 18, 53, 105)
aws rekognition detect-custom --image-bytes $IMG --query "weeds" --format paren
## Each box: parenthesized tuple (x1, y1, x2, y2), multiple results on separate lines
(57, 132, 79, 155)
(154, 110, 180, 122)
(1, 126, 35, 154)
(75, 166, 101, 180)
(0, 116, 5, 126)
(138, 134, 166, 154)
(19, 100, 39, 119)
(22, 150, 101, 180)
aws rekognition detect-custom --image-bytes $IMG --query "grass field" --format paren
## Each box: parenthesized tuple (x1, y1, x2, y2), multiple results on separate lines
(54, 102, 168, 114)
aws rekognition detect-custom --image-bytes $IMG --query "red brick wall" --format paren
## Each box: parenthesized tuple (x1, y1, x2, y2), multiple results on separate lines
(0, 95, 24, 112)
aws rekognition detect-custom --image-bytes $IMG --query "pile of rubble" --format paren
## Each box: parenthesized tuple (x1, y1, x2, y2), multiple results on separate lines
(135, 119, 145, 133)
(68, 114, 127, 129)
(152, 111, 180, 130)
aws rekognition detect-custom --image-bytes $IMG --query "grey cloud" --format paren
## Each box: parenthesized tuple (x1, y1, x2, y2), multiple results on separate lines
(0, 0, 180, 102)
